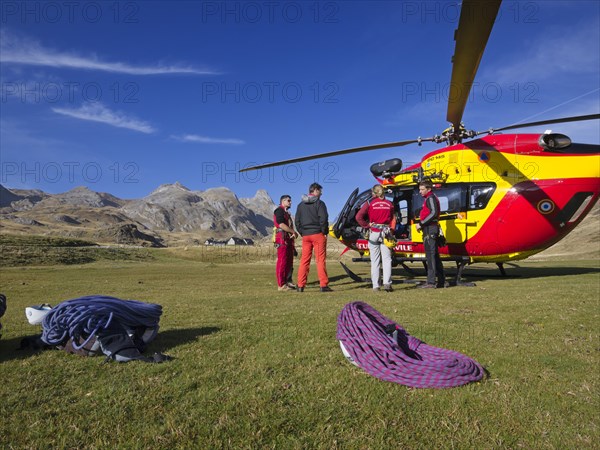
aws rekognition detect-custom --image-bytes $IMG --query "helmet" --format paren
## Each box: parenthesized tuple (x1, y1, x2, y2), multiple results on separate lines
(383, 236, 396, 249)
(25, 304, 52, 325)
(339, 341, 359, 367)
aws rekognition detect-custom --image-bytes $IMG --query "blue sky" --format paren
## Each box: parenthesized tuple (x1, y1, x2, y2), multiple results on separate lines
(1, 0, 599, 217)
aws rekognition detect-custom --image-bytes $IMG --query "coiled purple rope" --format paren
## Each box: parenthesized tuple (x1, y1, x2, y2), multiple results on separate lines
(41, 295, 162, 349)
(337, 302, 484, 388)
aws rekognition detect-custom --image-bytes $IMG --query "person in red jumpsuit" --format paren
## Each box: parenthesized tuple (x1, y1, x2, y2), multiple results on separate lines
(273, 195, 298, 291)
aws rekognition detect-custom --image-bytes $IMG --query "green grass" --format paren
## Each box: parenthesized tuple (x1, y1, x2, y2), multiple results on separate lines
(0, 247, 598, 449)
(0, 234, 98, 247)
(0, 234, 155, 266)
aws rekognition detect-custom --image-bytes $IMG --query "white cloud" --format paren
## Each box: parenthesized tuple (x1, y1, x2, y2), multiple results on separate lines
(171, 134, 245, 145)
(52, 103, 156, 134)
(0, 30, 219, 76)
(483, 19, 600, 85)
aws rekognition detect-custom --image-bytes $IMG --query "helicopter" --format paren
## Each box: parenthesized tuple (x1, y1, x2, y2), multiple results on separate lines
(241, 0, 600, 284)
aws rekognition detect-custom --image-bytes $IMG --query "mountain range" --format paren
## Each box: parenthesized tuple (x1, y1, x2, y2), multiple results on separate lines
(0, 183, 276, 247)
(0, 182, 597, 259)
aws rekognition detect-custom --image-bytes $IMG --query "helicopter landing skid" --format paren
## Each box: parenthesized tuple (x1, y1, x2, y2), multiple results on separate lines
(339, 262, 420, 284)
(451, 262, 521, 279)
(454, 260, 476, 287)
(400, 262, 421, 276)
(340, 261, 370, 282)
(346, 256, 479, 287)
(400, 259, 476, 287)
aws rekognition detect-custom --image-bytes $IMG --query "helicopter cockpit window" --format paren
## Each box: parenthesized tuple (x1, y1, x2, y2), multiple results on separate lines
(468, 183, 496, 210)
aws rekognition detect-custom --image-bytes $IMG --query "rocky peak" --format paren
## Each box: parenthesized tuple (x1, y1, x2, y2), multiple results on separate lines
(250, 189, 273, 202)
(121, 185, 272, 236)
(240, 189, 276, 218)
(150, 182, 191, 196)
(1, 184, 48, 210)
(47, 186, 123, 208)
(0, 184, 21, 208)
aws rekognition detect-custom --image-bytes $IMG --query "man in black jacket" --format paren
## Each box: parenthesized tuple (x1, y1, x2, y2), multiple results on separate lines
(295, 183, 332, 292)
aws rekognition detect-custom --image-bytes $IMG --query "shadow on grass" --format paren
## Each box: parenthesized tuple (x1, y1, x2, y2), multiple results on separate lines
(301, 274, 350, 287)
(340, 262, 600, 284)
(0, 327, 221, 363)
(151, 326, 220, 352)
(0, 335, 50, 363)
(458, 264, 600, 280)
(328, 274, 353, 283)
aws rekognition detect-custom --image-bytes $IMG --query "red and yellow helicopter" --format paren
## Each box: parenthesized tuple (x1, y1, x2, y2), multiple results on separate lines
(242, 0, 600, 283)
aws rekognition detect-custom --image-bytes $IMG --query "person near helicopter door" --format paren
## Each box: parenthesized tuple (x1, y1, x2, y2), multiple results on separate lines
(415, 180, 446, 288)
(273, 195, 298, 292)
(295, 183, 332, 292)
(355, 184, 396, 292)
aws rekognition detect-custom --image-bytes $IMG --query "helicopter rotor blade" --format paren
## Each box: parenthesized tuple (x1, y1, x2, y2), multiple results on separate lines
(239, 138, 435, 172)
(446, 0, 502, 131)
(479, 113, 600, 135)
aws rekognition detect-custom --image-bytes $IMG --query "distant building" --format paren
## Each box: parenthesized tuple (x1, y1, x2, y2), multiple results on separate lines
(206, 237, 253, 246)
(227, 237, 246, 246)
(204, 238, 227, 246)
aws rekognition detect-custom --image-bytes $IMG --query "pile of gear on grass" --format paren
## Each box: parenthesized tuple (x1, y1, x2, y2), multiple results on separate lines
(21, 294, 171, 363)
(5, 291, 486, 387)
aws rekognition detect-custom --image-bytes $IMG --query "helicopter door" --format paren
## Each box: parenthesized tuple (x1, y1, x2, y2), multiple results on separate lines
(333, 188, 373, 241)
(411, 185, 469, 244)
(332, 187, 359, 238)
(438, 186, 469, 244)
(392, 189, 412, 240)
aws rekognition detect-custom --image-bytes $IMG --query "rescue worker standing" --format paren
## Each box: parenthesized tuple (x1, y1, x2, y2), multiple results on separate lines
(355, 184, 396, 292)
(415, 180, 446, 288)
(295, 183, 332, 292)
(274, 195, 298, 292)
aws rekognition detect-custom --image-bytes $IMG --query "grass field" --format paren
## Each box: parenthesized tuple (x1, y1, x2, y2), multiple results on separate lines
(0, 243, 598, 449)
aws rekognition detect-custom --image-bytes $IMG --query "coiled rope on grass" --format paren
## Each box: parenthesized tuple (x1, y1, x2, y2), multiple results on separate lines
(337, 301, 484, 388)
(41, 295, 162, 350)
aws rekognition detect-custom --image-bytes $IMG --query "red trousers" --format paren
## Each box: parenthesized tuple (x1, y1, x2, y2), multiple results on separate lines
(276, 240, 294, 287)
(297, 233, 328, 288)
